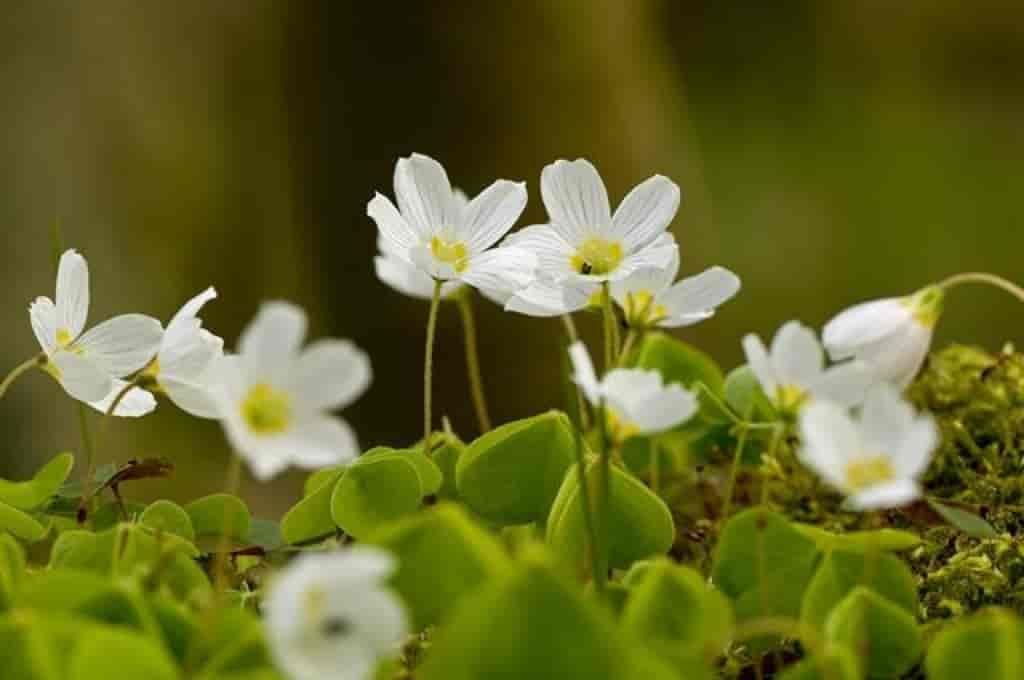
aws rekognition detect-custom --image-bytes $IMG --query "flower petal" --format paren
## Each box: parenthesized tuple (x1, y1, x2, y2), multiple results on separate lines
(806, 360, 873, 408)
(502, 224, 575, 281)
(658, 266, 741, 320)
(798, 399, 859, 489)
(374, 253, 462, 301)
(50, 352, 113, 403)
(394, 153, 456, 238)
(568, 341, 601, 406)
(278, 415, 361, 470)
(56, 249, 89, 338)
(741, 333, 777, 395)
(822, 298, 911, 360)
(610, 249, 679, 307)
(88, 380, 157, 417)
(459, 180, 528, 253)
(629, 384, 698, 434)
(166, 287, 217, 338)
(287, 339, 372, 413)
(238, 301, 307, 381)
(540, 159, 611, 245)
(368, 192, 421, 252)
(854, 322, 932, 389)
(75, 314, 163, 377)
(894, 417, 938, 480)
(460, 247, 536, 294)
(858, 383, 916, 453)
(849, 479, 920, 510)
(161, 376, 220, 418)
(504, 278, 594, 317)
(610, 175, 680, 252)
(161, 328, 223, 382)
(770, 321, 824, 388)
(605, 238, 677, 283)
(29, 296, 57, 354)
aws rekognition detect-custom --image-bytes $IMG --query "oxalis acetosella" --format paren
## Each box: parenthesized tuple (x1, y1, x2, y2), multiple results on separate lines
(1, 156, 1024, 680)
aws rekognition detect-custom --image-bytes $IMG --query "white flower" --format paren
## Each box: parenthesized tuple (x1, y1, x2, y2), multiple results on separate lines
(368, 153, 536, 296)
(374, 233, 464, 301)
(215, 301, 371, 480)
(140, 287, 225, 418)
(568, 340, 697, 440)
(822, 286, 943, 389)
(265, 547, 409, 680)
(611, 249, 740, 328)
(742, 321, 873, 413)
(29, 249, 162, 416)
(798, 386, 938, 510)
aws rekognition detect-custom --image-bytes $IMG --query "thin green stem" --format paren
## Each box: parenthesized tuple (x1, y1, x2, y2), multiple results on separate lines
(214, 453, 243, 593)
(618, 328, 639, 367)
(78, 377, 143, 520)
(0, 354, 43, 399)
(600, 283, 615, 372)
(595, 399, 612, 593)
(648, 439, 659, 495)
(456, 292, 491, 433)
(567, 372, 600, 591)
(423, 280, 443, 445)
(721, 424, 750, 522)
(75, 403, 97, 523)
(695, 381, 743, 426)
(560, 314, 579, 343)
(761, 426, 784, 507)
(939, 272, 1024, 304)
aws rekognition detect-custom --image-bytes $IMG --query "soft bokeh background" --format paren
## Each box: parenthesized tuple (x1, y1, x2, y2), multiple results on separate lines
(2, 1, 1021, 516)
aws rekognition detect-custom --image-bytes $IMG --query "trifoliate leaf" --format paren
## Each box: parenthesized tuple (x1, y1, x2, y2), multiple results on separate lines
(925, 608, 1024, 680)
(185, 494, 251, 542)
(330, 452, 422, 540)
(824, 587, 923, 679)
(0, 452, 74, 510)
(281, 469, 345, 545)
(139, 500, 195, 542)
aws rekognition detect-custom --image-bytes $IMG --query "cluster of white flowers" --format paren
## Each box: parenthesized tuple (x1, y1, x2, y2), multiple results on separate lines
(25, 249, 371, 481)
(4, 153, 988, 680)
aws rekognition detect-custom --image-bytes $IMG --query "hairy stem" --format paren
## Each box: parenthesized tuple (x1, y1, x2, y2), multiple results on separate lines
(567, 370, 600, 591)
(456, 292, 491, 433)
(600, 283, 616, 372)
(595, 400, 612, 593)
(721, 424, 751, 522)
(423, 280, 443, 445)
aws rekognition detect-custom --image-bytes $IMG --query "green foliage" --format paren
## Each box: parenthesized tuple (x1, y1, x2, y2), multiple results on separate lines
(369, 503, 508, 630)
(0, 452, 74, 510)
(632, 332, 724, 395)
(925, 608, 1024, 680)
(332, 452, 423, 539)
(456, 411, 576, 526)
(621, 559, 732, 669)
(185, 494, 251, 542)
(547, 461, 675, 573)
(713, 509, 821, 649)
(140, 500, 196, 541)
(419, 548, 632, 680)
(824, 587, 923, 678)
(281, 468, 345, 544)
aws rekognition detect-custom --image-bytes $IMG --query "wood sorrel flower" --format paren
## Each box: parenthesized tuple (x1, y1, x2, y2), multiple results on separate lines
(743, 321, 873, 413)
(503, 158, 679, 317)
(611, 249, 740, 329)
(29, 249, 162, 416)
(368, 153, 536, 294)
(141, 287, 224, 418)
(822, 286, 943, 389)
(265, 547, 409, 680)
(798, 385, 938, 510)
(215, 301, 370, 480)
(569, 340, 697, 440)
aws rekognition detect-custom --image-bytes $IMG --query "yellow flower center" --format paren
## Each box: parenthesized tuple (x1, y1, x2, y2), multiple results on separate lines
(571, 238, 624, 276)
(56, 328, 74, 348)
(775, 384, 807, 413)
(623, 290, 668, 327)
(606, 409, 640, 442)
(845, 456, 895, 491)
(430, 236, 469, 273)
(240, 383, 292, 435)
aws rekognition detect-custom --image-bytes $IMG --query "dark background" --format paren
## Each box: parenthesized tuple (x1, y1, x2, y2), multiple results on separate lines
(2, 1, 1021, 515)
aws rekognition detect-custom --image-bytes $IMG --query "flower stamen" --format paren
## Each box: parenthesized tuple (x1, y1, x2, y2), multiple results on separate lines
(241, 383, 292, 435)
(571, 238, 624, 276)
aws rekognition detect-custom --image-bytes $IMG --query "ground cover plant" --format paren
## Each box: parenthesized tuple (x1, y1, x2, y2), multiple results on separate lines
(2, 154, 1023, 679)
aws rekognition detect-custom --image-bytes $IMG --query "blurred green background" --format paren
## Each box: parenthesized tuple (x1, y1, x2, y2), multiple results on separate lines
(2, 1, 1021, 516)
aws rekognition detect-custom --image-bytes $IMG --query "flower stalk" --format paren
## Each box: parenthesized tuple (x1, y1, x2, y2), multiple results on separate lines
(423, 280, 444, 445)
(456, 291, 491, 433)
(0, 353, 43, 399)
(939, 271, 1024, 304)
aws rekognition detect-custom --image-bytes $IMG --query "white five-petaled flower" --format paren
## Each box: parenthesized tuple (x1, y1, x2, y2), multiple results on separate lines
(823, 286, 943, 389)
(611, 249, 741, 329)
(143, 287, 224, 418)
(504, 159, 679, 316)
(29, 249, 163, 416)
(742, 321, 873, 413)
(368, 153, 536, 298)
(265, 547, 409, 680)
(568, 340, 697, 441)
(215, 301, 371, 480)
(798, 385, 938, 510)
